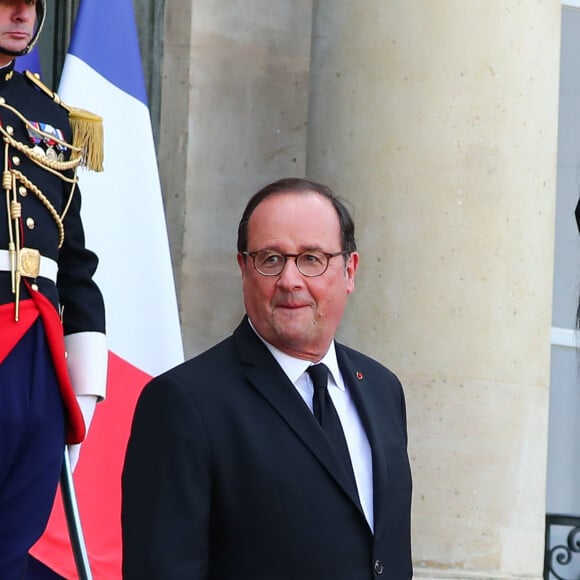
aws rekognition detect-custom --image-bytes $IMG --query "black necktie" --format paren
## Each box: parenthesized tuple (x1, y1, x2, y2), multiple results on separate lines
(307, 363, 357, 491)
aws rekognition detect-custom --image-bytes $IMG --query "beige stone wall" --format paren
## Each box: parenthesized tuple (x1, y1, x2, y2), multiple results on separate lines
(159, 0, 313, 356)
(159, 0, 562, 577)
(307, 1, 560, 578)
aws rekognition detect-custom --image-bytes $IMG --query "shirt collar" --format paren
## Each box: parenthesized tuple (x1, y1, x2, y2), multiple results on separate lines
(247, 319, 344, 390)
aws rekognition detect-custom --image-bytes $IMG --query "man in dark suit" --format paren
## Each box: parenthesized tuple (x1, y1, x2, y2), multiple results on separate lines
(122, 177, 413, 579)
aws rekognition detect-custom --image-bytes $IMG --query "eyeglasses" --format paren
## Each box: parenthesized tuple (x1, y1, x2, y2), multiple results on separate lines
(241, 250, 349, 277)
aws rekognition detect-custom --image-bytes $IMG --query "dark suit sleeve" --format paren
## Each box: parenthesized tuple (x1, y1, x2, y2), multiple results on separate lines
(122, 374, 211, 579)
(398, 374, 409, 447)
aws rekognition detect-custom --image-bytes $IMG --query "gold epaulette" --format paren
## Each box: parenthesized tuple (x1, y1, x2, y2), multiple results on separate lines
(24, 70, 104, 172)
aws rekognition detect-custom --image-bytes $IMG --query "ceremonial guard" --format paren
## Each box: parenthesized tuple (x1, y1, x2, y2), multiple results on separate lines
(0, 1, 107, 577)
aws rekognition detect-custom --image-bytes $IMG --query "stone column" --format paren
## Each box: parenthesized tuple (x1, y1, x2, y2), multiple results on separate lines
(158, 1, 312, 356)
(307, 2, 561, 577)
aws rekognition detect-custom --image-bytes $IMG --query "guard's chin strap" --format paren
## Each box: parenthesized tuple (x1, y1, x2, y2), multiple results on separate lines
(0, 45, 30, 58)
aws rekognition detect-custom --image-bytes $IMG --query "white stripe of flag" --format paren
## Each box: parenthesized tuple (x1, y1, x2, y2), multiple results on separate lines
(30, 0, 183, 577)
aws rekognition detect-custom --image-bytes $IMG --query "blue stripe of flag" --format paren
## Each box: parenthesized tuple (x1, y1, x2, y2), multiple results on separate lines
(15, 47, 41, 74)
(68, 0, 147, 105)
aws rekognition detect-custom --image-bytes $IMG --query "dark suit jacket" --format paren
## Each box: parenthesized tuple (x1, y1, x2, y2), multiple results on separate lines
(122, 318, 412, 580)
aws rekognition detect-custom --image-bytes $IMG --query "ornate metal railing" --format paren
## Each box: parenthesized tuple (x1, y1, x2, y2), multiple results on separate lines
(545, 514, 580, 579)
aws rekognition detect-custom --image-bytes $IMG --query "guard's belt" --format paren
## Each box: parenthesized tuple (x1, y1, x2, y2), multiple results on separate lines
(0, 249, 58, 283)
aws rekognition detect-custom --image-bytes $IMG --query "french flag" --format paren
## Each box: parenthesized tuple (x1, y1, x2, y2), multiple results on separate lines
(28, 0, 183, 578)
(15, 47, 40, 75)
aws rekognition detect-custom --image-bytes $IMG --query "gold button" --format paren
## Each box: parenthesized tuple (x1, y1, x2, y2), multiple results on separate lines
(26, 217, 35, 229)
(6, 125, 13, 135)
(12, 156, 20, 166)
(19, 186, 27, 197)
(31, 283, 39, 291)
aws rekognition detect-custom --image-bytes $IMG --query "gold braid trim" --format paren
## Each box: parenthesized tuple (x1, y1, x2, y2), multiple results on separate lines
(0, 99, 84, 155)
(0, 92, 91, 250)
(24, 71, 104, 172)
(2, 130, 82, 175)
(11, 169, 65, 248)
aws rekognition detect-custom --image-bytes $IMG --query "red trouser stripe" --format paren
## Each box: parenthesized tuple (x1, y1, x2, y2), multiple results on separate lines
(0, 291, 85, 444)
(0, 301, 39, 364)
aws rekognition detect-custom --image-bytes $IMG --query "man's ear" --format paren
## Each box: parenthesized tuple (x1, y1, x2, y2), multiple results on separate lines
(345, 252, 359, 293)
(237, 252, 247, 274)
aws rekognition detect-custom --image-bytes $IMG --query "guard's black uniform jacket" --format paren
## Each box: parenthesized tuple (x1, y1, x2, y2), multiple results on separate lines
(0, 60, 105, 336)
(0, 59, 107, 576)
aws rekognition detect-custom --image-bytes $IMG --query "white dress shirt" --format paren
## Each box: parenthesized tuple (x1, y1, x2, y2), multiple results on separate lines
(250, 325, 374, 531)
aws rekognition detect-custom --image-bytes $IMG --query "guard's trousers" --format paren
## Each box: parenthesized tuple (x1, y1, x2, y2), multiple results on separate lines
(0, 319, 65, 579)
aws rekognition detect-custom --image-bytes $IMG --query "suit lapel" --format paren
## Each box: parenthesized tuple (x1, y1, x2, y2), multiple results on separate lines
(233, 319, 364, 513)
(336, 346, 389, 538)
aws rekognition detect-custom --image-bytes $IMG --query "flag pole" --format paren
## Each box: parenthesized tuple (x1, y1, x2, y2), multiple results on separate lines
(60, 448, 94, 580)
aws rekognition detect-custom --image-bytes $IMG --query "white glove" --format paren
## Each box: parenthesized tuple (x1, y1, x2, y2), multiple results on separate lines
(67, 395, 98, 471)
